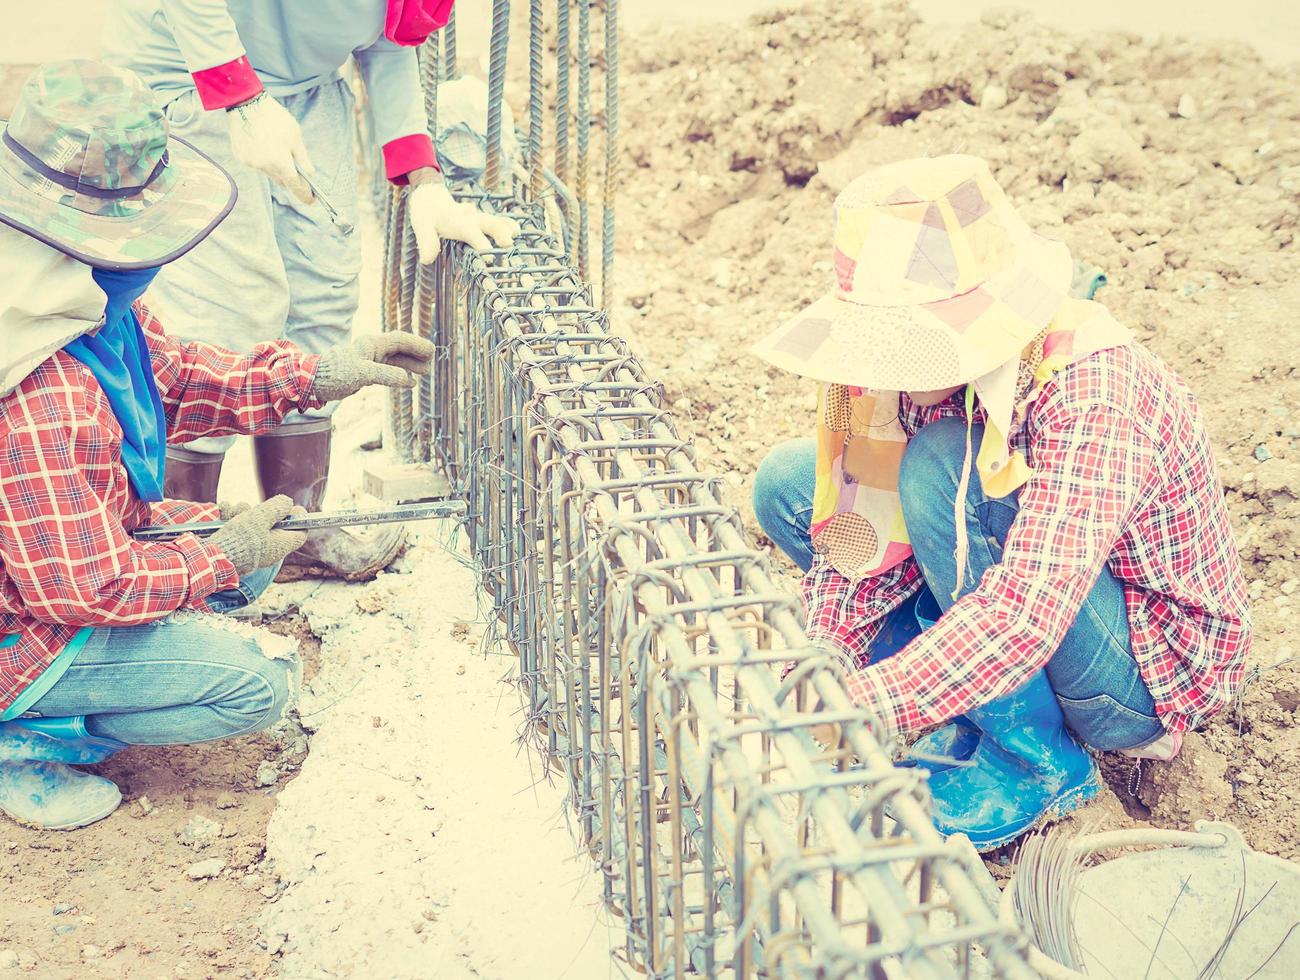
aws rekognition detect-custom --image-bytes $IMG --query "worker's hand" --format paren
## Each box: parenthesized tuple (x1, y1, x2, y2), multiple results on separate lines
(209, 495, 307, 576)
(311, 334, 437, 402)
(227, 93, 315, 205)
(407, 180, 519, 263)
(810, 722, 841, 749)
(218, 501, 251, 521)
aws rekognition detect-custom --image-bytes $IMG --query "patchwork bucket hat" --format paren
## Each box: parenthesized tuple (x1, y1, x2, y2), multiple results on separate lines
(0, 60, 235, 271)
(752, 155, 1072, 392)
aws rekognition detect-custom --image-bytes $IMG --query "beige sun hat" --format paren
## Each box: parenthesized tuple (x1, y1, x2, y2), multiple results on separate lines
(752, 155, 1072, 392)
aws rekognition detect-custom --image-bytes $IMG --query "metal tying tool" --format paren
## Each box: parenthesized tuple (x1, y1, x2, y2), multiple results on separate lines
(297, 162, 355, 236)
(131, 500, 466, 542)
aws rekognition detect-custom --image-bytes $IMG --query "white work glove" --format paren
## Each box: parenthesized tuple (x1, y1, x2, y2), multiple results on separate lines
(227, 93, 315, 205)
(408, 181, 519, 263)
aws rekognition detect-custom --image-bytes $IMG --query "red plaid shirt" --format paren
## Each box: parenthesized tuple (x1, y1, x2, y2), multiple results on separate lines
(806, 344, 1251, 737)
(0, 304, 320, 714)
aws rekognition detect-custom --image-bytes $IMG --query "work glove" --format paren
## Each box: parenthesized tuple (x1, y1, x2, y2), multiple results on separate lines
(311, 334, 437, 402)
(408, 181, 519, 263)
(227, 93, 315, 205)
(209, 495, 307, 576)
(218, 501, 251, 521)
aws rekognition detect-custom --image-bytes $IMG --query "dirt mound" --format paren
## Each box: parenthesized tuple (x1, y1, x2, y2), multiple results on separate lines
(613, 2, 1300, 858)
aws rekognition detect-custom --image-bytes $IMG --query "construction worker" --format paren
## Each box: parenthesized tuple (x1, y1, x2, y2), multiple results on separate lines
(0, 62, 436, 829)
(750, 156, 1251, 851)
(102, 0, 517, 580)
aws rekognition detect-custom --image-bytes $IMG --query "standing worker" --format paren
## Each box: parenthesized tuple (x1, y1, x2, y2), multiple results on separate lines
(751, 156, 1251, 851)
(103, 0, 517, 580)
(0, 61, 439, 828)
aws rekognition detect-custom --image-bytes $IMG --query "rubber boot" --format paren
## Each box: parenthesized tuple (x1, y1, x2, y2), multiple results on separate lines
(905, 722, 980, 773)
(924, 671, 1101, 852)
(0, 726, 122, 830)
(0, 761, 121, 830)
(252, 420, 406, 582)
(0, 717, 126, 765)
(163, 445, 224, 504)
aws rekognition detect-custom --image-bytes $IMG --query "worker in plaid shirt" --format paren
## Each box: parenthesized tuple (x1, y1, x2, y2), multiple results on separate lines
(751, 156, 1250, 851)
(0, 62, 435, 831)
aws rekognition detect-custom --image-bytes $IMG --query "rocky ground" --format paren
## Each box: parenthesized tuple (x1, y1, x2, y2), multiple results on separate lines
(607, 2, 1300, 859)
(0, 716, 309, 976)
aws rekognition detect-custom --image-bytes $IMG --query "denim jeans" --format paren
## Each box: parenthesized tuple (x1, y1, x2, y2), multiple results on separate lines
(753, 422, 1164, 751)
(25, 565, 297, 746)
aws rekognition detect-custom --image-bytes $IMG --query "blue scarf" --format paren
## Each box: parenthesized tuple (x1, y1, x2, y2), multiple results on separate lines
(65, 268, 168, 502)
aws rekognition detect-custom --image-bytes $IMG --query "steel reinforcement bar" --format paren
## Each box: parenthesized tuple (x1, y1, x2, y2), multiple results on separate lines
(380, 5, 1035, 977)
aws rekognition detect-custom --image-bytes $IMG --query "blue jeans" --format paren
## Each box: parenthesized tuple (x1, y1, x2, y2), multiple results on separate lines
(753, 423, 1164, 751)
(25, 565, 297, 746)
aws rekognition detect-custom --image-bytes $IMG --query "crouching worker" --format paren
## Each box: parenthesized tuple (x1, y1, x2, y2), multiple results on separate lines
(0, 62, 434, 830)
(751, 156, 1251, 851)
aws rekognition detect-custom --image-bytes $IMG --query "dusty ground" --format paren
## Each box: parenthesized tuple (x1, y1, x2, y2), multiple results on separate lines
(0, 718, 310, 977)
(609, 2, 1300, 860)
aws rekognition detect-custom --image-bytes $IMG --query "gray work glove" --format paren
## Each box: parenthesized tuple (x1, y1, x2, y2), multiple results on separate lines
(218, 501, 251, 521)
(311, 335, 436, 403)
(209, 495, 307, 576)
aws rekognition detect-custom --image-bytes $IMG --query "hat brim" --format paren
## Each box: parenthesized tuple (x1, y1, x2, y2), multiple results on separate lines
(0, 133, 236, 271)
(752, 233, 1072, 392)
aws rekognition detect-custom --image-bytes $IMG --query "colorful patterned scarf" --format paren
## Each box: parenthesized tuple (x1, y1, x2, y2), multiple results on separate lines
(811, 296, 1133, 584)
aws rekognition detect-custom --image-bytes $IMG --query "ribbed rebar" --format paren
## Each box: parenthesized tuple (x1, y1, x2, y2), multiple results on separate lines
(383, 188, 414, 461)
(575, 0, 592, 278)
(415, 38, 441, 461)
(601, 0, 618, 308)
(485, 0, 510, 192)
(528, 0, 545, 199)
(443, 6, 457, 79)
(423, 33, 439, 145)
(555, 0, 571, 185)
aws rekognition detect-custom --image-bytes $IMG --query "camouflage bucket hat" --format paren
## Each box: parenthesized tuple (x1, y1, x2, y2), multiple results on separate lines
(0, 60, 235, 270)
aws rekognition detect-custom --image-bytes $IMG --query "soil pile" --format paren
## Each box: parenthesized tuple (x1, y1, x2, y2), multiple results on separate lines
(611, 2, 1300, 857)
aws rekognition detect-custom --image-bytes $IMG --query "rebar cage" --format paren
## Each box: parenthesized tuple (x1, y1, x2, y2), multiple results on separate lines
(380, 4, 1034, 976)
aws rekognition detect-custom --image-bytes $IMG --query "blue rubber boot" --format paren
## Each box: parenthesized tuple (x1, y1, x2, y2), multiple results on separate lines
(0, 716, 127, 765)
(924, 671, 1100, 852)
(0, 719, 123, 829)
(0, 760, 122, 830)
(905, 721, 980, 773)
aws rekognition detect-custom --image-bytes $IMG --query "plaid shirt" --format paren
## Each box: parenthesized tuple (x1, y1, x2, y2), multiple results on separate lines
(806, 344, 1251, 737)
(0, 303, 320, 714)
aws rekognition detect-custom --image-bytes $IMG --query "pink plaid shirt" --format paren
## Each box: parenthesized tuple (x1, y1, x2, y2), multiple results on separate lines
(805, 344, 1251, 737)
(0, 304, 320, 714)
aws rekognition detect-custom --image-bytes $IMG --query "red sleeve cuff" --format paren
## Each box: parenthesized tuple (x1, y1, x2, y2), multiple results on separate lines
(383, 134, 439, 184)
(298, 353, 326, 411)
(191, 55, 264, 111)
(168, 532, 240, 602)
(844, 659, 922, 738)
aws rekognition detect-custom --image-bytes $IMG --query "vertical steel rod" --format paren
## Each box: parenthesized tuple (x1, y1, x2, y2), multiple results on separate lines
(529, 0, 545, 199)
(601, 0, 618, 307)
(576, 0, 592, 277)
(485, 0, 511, 192)
(555, 0, 571, 184)
(444, 6, 457, 78)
